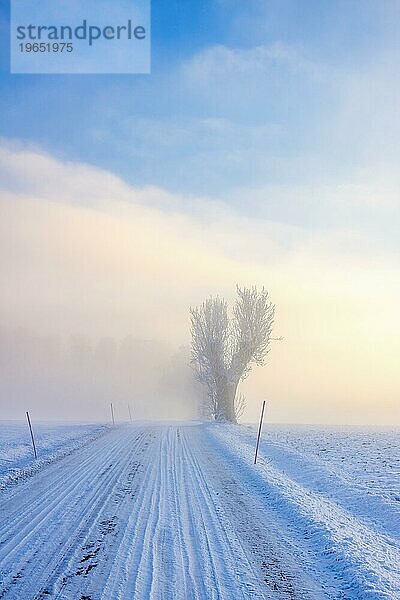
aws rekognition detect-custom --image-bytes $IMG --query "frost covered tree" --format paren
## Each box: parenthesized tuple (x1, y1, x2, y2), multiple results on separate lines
(190, 286, 275, 422)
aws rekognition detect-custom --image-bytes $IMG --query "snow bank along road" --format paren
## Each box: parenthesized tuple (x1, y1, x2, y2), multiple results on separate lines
(0, 424, 398, 599)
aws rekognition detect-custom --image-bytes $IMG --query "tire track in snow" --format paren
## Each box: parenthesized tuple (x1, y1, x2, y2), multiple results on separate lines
(101, 426, 267, 600)
(0, 427, 156, 599)
(1, 430, 124, 556)
(53, 431, 155, 600)
(0, 429, 131, 589)
(178, 427, 265, 599)
(1, 423, 359, 600)
(0, 425, 124, 547)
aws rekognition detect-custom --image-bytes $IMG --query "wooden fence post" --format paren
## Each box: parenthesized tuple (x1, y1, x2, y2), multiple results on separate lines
(26, 411, 38, 459)
(254, 400, 266, 464)
(110, 403, 115, 426)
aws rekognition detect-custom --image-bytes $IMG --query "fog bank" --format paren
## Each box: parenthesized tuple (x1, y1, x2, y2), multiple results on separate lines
(0, 327, 200, 422)
(1, 144, 400, 425)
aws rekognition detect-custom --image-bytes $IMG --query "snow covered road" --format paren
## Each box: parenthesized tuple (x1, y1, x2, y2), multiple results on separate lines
(0, 424, 398, 599)
(0, 425, 264, 600)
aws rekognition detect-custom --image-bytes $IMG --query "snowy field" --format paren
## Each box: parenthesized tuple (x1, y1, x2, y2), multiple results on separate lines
(259, 424, 400, 506)
(208, 423, 400, 599)
(0, 422, 398, 599)
(0, 421, 109, 490)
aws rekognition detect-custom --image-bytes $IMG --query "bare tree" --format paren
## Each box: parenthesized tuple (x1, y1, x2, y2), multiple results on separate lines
(190, 285, 275, 422)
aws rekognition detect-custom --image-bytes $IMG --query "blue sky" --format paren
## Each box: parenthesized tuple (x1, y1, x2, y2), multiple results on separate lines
(0, 0, 399, 248)
(1, 0, 399, 207)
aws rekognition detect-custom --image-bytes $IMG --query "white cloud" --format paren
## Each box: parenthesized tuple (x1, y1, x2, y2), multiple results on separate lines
(183, 42, 323, 82)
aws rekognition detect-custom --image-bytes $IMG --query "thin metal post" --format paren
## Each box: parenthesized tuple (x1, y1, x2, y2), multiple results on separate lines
(128, 404, 133, 423)
(26, 411, 38, 459)
(254, 400, 266, 464)
(110, 402, 115, 426)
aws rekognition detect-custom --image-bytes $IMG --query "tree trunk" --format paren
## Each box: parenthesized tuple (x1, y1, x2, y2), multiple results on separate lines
(217, 381, 238, 423)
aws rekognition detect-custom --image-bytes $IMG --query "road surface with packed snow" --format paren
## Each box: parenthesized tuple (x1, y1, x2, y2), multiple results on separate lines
(0, 423, 399, 599)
